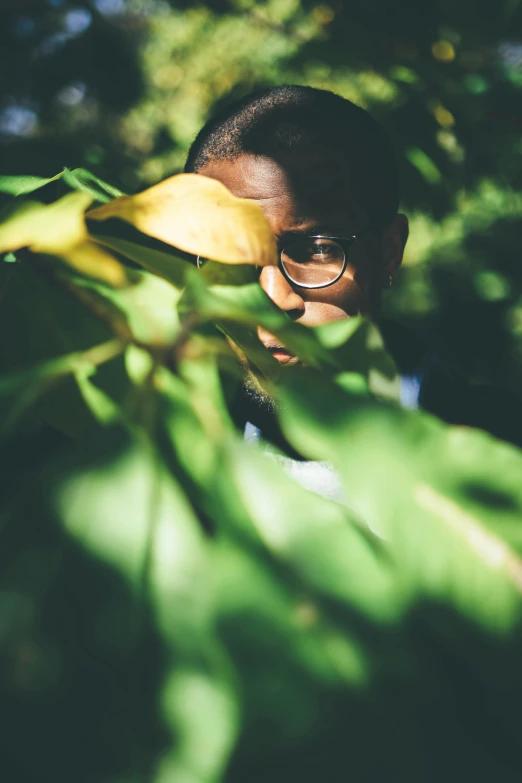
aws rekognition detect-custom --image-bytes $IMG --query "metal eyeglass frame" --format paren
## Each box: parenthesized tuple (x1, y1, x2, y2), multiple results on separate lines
(196, 228, 371, 290)
(279, 228, 371, 290)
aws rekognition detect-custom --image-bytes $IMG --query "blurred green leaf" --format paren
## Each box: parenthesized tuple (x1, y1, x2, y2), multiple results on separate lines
(53, 426, 239, 782)
(405, 147, 442, 184)
(75, 367, 122, 425)
(276, 367, 522, 629)
(125, 344, 154, 385)
(224, 437, 397, 622)
(315, 317, 400, 402)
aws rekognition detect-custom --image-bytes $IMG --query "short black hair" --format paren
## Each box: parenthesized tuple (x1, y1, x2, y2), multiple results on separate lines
(185, 84, 399, 227)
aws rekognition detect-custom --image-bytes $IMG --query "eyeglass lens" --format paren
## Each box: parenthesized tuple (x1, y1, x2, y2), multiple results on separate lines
(281, 238, 345, 286)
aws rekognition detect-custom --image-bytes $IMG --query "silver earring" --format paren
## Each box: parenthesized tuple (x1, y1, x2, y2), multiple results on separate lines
(383, 275, 393, 289)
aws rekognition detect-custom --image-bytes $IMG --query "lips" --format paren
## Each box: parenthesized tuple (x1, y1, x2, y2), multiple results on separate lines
(266, 345, 297, 364)
(258, 327, 298, 365)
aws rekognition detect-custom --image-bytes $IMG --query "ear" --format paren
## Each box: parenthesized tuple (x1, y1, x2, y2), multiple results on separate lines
(380, 213, 408, 286)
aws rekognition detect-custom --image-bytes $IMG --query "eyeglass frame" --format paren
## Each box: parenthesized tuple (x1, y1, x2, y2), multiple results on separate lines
(196, 226, 372, 290)
(278, 228, 372, 290)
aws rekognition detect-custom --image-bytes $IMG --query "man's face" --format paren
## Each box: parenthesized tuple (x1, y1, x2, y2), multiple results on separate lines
(199, 153, 407, 366)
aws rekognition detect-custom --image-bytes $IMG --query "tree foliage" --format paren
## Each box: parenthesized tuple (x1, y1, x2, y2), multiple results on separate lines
(2, 169, 522, 782)
(1, 0, 522, 396)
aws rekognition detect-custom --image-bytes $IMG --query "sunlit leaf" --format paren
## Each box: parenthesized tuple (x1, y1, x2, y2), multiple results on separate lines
(0, 171, 63, 196)
(61, 240, 130, 286)
(87, 173, 277, 265)
(0, 193, 91, 253)
(0, 194, 128, 286)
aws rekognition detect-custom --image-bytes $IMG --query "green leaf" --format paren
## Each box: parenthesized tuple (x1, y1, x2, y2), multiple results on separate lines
(405, 147, 442, 184)
(0, 171, 63, 196)
(75, 366, 121, 425)
(156, 366, 224, 490)
(0, 262, 128, 438)
(54, 427, 207, 615)
(0, 337, 124, 435)
(53, 426, 239, 782)
(224, 438, 397, 622)
(125, 344, 154, 385)
(180, 272, 401, 398)
(315, 317, 400, 402)
(64, 167, 124, 201)
(93, 233, 190, 288)
(276, 367, 522, 631)
(180, 270, 329, 369)
(72, 268, 181, 346)
(201, 259, 258, 286)
(157, 664, 239, 783)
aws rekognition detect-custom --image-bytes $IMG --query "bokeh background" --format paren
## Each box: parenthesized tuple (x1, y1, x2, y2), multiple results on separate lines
(2, 0, 522, 393)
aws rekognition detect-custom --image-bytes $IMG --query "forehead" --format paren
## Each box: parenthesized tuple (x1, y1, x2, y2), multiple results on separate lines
(197, 153, 363, 236)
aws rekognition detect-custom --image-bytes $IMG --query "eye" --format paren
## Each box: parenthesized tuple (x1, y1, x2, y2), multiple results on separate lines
(309, 240, 337, 258)
(281, 237, 346, 286)
(287, 239, 333, 264)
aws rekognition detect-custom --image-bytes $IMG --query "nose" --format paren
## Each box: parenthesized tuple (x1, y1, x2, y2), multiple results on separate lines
(259, 265, 305, 320)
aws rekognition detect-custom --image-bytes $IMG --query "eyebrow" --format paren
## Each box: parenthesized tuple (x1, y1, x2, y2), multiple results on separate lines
(276, 224, 339, 246)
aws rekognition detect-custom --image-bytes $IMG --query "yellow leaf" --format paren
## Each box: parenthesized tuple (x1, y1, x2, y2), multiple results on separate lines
(64, 240, 130, 287)
(431, 40, 455, 62)
(0, 192, 92, 253)
(86, 173, 277, 266)
(0, 193, 128, 287)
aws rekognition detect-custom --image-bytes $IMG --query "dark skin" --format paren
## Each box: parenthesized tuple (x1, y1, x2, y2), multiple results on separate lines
(199, 153, 409, 364)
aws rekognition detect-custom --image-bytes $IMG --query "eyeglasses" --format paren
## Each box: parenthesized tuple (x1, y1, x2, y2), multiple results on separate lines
(280, 230, 370, 289)
(196, 228, 370, 289)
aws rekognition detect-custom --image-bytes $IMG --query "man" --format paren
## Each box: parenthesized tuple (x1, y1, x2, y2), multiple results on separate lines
(185, 84, 522, 449)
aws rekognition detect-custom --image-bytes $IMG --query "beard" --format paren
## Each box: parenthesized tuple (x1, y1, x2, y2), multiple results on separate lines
(241, 367, 278, 416)
(236, 364, 306, 460)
